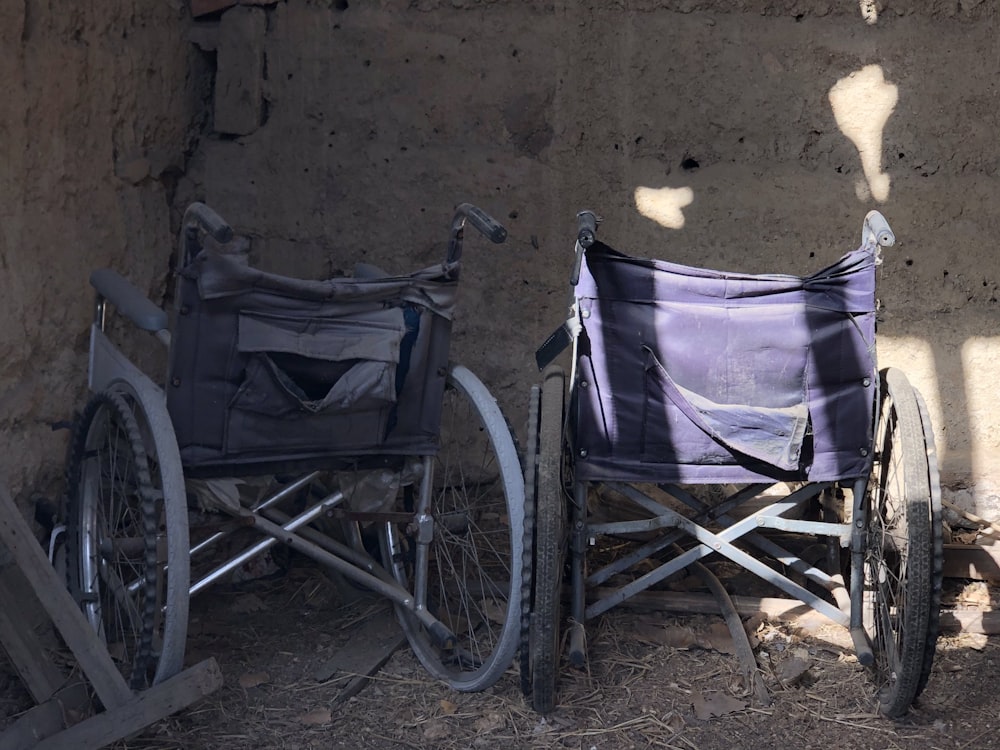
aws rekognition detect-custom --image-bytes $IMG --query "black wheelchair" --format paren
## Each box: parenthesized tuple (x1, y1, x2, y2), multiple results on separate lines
(64, 202, 525, 693)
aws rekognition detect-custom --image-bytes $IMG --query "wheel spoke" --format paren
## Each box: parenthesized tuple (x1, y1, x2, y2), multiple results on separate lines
(379, 365, 522, 691)
(66, 392, 162, 690)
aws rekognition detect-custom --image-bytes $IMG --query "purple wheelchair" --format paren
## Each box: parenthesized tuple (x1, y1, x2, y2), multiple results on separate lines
(522, 210, 941, 717)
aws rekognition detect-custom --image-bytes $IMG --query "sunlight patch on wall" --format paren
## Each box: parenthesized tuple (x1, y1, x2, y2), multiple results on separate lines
(963, 337, 1000, 452)
(828, 65, 897, 203)
(877, 336, 944, 454)
(634, 186, 694, 229)
(859, 0, 878, 25)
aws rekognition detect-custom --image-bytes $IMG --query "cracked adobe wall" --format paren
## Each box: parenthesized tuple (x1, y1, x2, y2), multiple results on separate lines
(2, 0, 998, 525)
(183, 0, 1000, 520)
(0, 2, 208, 512)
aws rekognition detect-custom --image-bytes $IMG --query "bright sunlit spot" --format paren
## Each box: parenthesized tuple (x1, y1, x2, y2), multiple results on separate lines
(859, 0, 878, 25)
(828, 64, 897, 203)
(878, 335, 944, 455)
(634, 186, 694, 229)
(963, 337, 1000, 478)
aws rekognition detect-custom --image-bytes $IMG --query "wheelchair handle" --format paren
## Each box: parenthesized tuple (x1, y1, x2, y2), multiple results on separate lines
(570, 210, 601, 286)
(183, 202, 234, 244)
(180, 202, 234, 266)
(576, 210, 599, 248)
(862, 210, 895, 249)
(462, 203, 507, 244)
(446, 203, 507, 264)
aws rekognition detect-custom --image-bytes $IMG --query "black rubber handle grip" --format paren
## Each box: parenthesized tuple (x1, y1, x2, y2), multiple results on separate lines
(460, 203, 507, 244)
(576, 210, 598, 248)
(183, 202, 234, 244)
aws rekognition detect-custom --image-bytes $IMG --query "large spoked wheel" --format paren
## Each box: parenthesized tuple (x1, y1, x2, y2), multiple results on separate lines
(528, 365, 566, 714)
(66, 389, 189, 689)
(380, 364, 524, 691)
(863, 367, 941, 717)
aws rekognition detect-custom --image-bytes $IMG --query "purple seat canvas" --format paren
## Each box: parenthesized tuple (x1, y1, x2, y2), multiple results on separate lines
(573, 241, 878, 484)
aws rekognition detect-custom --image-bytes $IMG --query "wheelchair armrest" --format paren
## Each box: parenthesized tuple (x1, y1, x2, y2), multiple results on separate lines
(90, 268, 168, 333)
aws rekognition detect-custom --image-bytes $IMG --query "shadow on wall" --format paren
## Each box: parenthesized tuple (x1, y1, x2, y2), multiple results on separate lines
(630, 62, 986, 513)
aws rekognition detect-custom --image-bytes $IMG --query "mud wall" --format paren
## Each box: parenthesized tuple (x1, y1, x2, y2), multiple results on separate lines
(0, 2, 207, 509)
(3, 0, 999, 522)
(184, 0, 1000, 518)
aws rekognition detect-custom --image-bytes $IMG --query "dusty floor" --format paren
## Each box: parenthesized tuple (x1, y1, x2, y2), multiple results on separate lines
(4, 553, 996, 750)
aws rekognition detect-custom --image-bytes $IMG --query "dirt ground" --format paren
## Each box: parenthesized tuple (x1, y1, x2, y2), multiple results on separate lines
(3, 551, 997, 750)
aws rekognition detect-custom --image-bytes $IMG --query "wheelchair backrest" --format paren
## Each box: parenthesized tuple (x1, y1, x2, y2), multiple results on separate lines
(573, 241, 878, 484)
(166, 246, 458, 475)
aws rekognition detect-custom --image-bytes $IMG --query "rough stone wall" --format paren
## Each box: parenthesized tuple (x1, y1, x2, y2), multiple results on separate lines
(0, 2, 207, 510)
(184, 0, 1000, 518)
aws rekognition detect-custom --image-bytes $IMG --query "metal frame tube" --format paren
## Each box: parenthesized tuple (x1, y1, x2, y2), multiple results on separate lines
(188, 472, 323, 561)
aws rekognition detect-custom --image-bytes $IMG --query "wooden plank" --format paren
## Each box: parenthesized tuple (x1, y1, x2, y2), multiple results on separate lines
(591, 588, 838, 626)
(0, 695, 66, 750)
(0, 569, 67, 703)
(939, 608, 1000, 636)
(943, 543, 1000, 582)
(0, 683, 92, 750)
(591, 588, 1000, 635)
(0, 483, 132, 709)
(33, 658, 223, 750)
(312, 607, 406, 703)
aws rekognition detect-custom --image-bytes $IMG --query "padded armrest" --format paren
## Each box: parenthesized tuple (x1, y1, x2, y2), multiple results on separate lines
(90, 268, 168, 332)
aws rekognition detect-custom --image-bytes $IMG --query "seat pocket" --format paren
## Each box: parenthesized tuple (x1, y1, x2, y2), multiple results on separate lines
(233, 307, 406, 417)
(641, 347, 808, 471)
(224, 307, 408, 456)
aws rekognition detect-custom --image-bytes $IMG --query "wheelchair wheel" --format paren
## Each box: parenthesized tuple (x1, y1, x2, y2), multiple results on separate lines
(381, 364, 524, 691)
(528, 365, 566, 713)
(66, 390, 188, 690)
(913, 387, 943, 701)
(863, 367, 940, 717)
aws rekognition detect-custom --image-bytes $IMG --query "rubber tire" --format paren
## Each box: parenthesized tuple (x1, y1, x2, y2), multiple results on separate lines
(530, 365, 566, 714)
(864, 367, 935, 718)
(519, 385, 540, 696)
(380, 364, 524, 691)
(65, 391, 161, 690)
(912, 387, 943, 701)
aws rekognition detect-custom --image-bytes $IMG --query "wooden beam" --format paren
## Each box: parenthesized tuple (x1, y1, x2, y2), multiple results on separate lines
(943, 543, 1000, 582)
(0, 483, 132, 709)
(0, 570, 67, 703)
(939, 608, 1000, 636)
(33, 658, 223, 750)
(312, 607, 406, 703)
(0, 695, 67, 750)
(590, 588, 1000, 635)
(590, 588, 838, 628)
